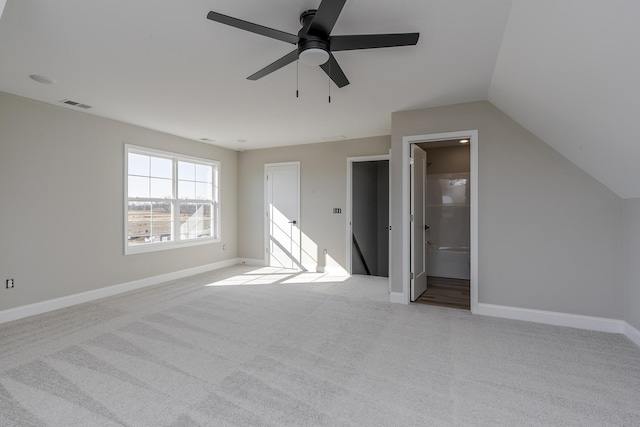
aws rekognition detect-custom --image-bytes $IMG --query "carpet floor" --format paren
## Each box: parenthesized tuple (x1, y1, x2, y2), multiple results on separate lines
(1, 265, 639, 426)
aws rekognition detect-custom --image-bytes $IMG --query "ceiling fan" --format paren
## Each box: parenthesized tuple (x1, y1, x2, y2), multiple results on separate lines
(206, 0, 419, 88)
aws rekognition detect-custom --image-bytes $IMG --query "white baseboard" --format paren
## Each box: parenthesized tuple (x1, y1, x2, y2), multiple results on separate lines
(476, 303, 625, 334)
(623, 322, 640, 347)
(0, 258, 240, 325)
(389, 292, 406, 304)
(237, 258, 265, 266)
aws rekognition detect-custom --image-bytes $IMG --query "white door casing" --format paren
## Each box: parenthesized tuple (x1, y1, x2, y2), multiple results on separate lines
(400, 130, 478, 312)
(265, 163, 300, 269)
(411, 145, 427, 301)
(345, 154, 390, 275)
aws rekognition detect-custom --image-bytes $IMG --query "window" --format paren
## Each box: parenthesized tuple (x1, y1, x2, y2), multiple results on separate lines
(125, 145, 220, 254)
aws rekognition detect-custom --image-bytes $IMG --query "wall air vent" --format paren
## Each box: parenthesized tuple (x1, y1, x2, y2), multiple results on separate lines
(59, 99, 93, 109)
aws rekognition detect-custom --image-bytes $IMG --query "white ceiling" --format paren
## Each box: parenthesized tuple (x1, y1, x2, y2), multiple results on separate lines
(0, 1, 638, 198)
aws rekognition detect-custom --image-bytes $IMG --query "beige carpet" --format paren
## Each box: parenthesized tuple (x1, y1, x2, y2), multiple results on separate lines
(1, 265, 639, 426)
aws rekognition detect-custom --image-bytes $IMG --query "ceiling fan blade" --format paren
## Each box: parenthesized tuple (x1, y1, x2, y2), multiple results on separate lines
(319, 53, 350, 88)
(308, 0, 346, 38)
(247, 50, 299, 81)
(331, 33, 419, 51)
(207, 11, 299, 44)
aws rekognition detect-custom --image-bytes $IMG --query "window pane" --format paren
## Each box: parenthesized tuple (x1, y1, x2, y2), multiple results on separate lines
(151, 201, 172, 218)
(180, 202, 206, 239)
(150, 221, 172, 242)
(201, 203, 212, 236)
(150, 157, 172, 179)
(196, 164, 212, 183)
(151, 202, 172, 242)
(127, 202, 151, 245)
(178, 161, 195, 181)
(180, 203, 198, 239)
(128, 176, 149, 198)
(178, 180, 195, 199)
(150, 178, 172, 199)
(128, 153, 149, 176)
(195, 182, 212, 200)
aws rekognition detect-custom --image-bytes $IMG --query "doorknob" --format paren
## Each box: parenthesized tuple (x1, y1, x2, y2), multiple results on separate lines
(289, 220, 297, 224)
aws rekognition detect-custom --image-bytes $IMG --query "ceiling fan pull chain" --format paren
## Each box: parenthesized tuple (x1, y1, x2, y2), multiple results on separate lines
(328, 59, 331, 103)
(296, 60, 299, 98)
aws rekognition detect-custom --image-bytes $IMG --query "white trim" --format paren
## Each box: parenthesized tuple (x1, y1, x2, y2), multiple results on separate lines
(400, 130, 479, 311)
(623, 322, 640, 347)
(477, 303, 625, 333)
(264, 162, 301, 269)
(346, 154, 390, 276)
(0, 258, 239, 325)
(389, 292, 405, 304)
(237, 258, 266, 266)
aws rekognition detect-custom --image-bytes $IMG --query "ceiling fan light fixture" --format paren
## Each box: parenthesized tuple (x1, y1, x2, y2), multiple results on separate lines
(299, 48, 329, 66)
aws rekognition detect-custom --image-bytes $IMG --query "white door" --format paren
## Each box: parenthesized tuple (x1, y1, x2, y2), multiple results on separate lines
(266, 163, 300, 269)
(410, 145, 427, 301)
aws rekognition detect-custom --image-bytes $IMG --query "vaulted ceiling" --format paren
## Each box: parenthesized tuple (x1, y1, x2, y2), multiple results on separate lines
(0, 1, 638, 198)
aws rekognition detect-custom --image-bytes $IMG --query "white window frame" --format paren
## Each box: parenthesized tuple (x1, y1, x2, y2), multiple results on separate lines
(124, 144, 221, 255)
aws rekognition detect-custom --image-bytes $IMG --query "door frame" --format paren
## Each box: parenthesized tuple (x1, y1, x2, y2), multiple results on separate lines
(346, 154, 390, 286)
(401, 130, 478, 313)
(264, 161, 301, 268)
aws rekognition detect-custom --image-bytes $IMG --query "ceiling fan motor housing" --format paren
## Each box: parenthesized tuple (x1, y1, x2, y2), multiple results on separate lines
(298, 10, 330, 65)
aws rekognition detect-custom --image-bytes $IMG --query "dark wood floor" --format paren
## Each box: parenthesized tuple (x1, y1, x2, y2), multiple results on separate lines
(414, 276, 470, 310)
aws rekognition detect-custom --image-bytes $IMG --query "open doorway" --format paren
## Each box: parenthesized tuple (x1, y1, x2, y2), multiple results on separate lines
(401, 130, 478, 313)
(347, 155, 390, 279)
(413, 140, 471, 310)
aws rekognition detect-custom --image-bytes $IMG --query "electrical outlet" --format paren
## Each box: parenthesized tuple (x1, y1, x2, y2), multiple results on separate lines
(323, 249, 328, 254)
(6, 279, 14, 289)
(223, 244, 227, 251)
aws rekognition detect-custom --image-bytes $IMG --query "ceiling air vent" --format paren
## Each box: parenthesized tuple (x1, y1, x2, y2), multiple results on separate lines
(59, 99, 93, 109)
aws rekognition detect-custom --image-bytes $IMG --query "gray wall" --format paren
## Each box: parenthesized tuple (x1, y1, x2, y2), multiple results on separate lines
(423, 145, 471, 175)
(237, 136, 390, 273)
(0, 92, 238, 311)
(623, 198, 640, 330)
(391, 101, 624, 319)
